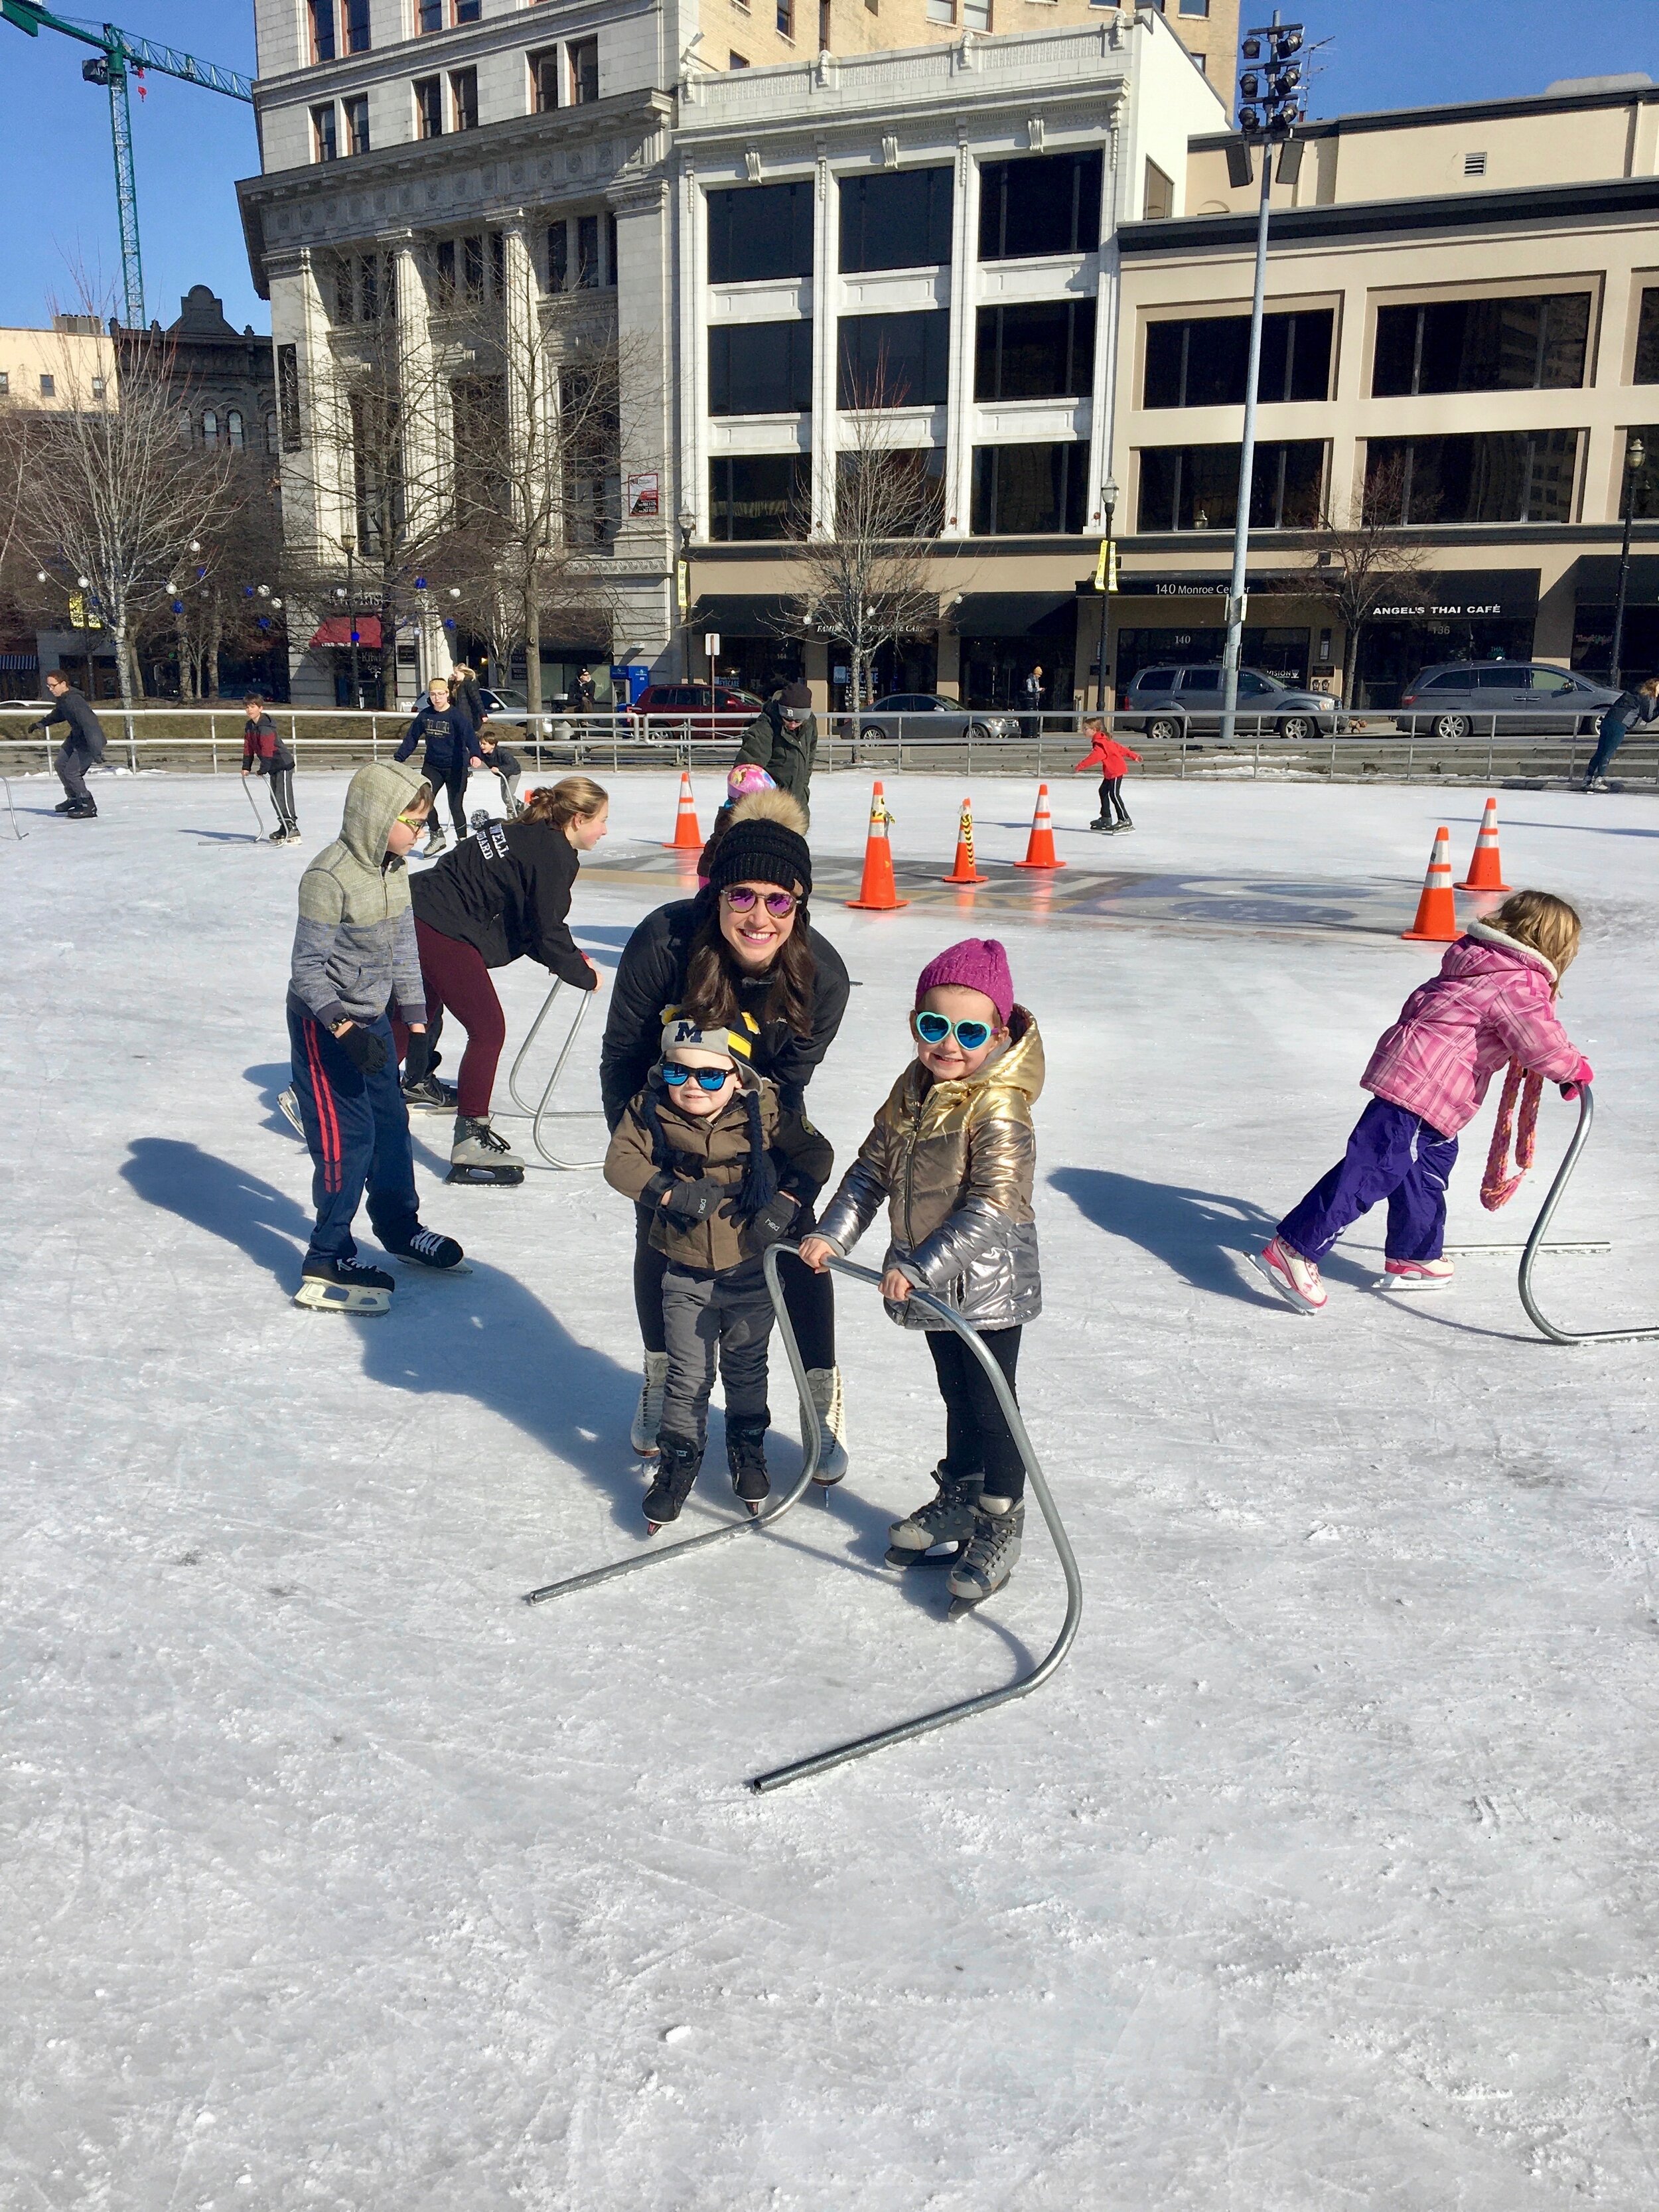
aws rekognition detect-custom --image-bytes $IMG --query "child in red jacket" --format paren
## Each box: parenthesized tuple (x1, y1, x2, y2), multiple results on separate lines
(1074, 720, 1141, 833)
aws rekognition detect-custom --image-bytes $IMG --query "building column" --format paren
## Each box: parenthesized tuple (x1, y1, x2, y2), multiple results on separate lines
(1084, 97, 1124, 536)
(268, 247, 338, 705)
(393, 236, 447, 682)
(611, 176, 676, 671)
(810, 145, 837, 537)
(942, 135, 979, 539)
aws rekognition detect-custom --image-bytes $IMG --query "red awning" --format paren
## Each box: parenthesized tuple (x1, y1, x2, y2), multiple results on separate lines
(309, 615, 382, 648)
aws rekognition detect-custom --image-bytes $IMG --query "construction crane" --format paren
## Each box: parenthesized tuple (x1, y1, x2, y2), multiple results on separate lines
(0, 1, 253, 328)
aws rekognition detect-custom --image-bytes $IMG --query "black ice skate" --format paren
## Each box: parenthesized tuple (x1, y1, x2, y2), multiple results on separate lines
(885, 1466, 983, 1569)
(293, 1256, 396, 1316)
(643, 1431, 703, 1533)
(54, 797, 76, 812)
(384, 1224, 467, 1272)
(66, 797, 98, 819)
(725, 1418, 770, 1516)
(447, 1115, 526, 1186)
(947, 1497, 1024, 1613)
(401, 1072, 459, 1112)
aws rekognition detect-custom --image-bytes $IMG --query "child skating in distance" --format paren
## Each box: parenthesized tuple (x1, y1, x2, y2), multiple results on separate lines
(800, 938, 1043, 1609)
(287, 761, 465, 1314)
(1074, 718, 1141, 834)
(1256, 889, 1593, 1315)
(605, 1013, 832, 1531)
(242, 692, 299, 844)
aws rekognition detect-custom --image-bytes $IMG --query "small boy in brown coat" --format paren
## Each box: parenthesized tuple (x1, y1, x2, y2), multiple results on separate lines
(604, 1011, 832, 1528)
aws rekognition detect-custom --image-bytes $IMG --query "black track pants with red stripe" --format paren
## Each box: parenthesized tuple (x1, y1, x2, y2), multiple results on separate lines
(287, 1003, 419, 1265)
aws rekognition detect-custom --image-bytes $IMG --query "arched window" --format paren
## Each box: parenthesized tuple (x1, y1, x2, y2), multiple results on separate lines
(265, 412, 279, 455)
(227, 409, 245, 450)
(201, 409, 219, 448)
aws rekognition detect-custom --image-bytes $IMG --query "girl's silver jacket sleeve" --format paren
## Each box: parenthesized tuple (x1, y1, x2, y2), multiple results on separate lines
(897, 1116, 1041, 1331)
(814, 1148, 891, 1256)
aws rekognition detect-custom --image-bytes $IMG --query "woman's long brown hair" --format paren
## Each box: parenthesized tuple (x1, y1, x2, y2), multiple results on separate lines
(684, 898, 818, 1039)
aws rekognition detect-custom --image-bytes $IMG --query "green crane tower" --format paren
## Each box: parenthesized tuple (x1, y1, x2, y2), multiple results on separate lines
(0, 1, 253, 327)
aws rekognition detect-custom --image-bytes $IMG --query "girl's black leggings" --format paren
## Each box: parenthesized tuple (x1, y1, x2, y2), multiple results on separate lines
(632, 1201, 835, 1370)
(927, 1325, 1025, 1500)
(1098, 776, 1131, 822)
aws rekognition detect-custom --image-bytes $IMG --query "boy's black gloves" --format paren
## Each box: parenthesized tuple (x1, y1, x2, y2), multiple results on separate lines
(660, 1175, 725, 1224)
(745, 1191, 798, 1243)
(335, 1023, 388, 1074)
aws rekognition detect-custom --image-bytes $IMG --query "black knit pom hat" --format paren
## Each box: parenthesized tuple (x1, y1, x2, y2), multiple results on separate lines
(702, 787, 812, 901)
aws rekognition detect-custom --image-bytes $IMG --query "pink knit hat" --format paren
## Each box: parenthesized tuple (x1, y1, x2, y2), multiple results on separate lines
(914, 938, 1014, 1027)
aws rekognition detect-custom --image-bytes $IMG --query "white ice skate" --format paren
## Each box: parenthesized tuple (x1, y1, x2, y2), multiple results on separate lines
(805, 1364, 849, 1485)
(293, 1256, 394, 1316)
(1377, 1256, 1454, 1292)
(277, 1086, 304, 1137)
(447, 1116, 526, 1186)
(631, 1351, 670, 1458)
(1252, 1236, 1327, 1315)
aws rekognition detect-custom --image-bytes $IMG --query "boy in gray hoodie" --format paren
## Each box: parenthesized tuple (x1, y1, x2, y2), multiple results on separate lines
(286, 760, 465, 1313)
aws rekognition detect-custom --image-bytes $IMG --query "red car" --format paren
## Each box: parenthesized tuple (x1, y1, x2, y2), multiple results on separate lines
(629, 682, 763, 734)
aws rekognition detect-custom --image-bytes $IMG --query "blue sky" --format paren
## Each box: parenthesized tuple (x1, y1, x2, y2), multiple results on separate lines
(0, 0, 1655, 334)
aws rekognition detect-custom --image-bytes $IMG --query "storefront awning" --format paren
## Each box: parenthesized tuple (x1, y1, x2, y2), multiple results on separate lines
(687, 595, 798, 635)
(951, 592, 1076, 638)
(309, 615, 383, 649)
(1367, 570, 1539, 621)
(1573, 555, 1659, 605)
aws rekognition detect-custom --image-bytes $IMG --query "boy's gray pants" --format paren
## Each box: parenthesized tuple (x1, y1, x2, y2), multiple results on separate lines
(660, 1263, 774, 1445)
(55, 741, 90, 803)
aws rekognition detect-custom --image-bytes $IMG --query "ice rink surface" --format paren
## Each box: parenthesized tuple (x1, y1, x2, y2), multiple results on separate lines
(3, 764, 1658, 2210)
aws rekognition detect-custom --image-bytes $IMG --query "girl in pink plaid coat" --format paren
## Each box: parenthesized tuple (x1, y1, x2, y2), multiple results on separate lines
(1256, 891, 1593, 1313)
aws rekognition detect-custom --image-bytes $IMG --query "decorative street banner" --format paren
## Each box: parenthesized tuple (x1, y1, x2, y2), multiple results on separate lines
(626, 472, 660, 517)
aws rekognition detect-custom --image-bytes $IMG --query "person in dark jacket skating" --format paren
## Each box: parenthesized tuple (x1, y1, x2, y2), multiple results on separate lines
(242, 692, 300, 844)
(601, 787, 852, 1475)
(734, 681, 817, 816)
(31, 670, 108, 819)
(394, 677, 484, 852)
(1585, 675, 1659, 790)
(392, 773, 609, 1184)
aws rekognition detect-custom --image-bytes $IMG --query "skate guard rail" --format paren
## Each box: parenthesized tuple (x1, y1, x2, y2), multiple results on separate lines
(1520, 1086, 1659, 1345)
(2, 710, 1654, 788)
(498, 977, 607, 1171)
(521, 1245, 1084, 1794)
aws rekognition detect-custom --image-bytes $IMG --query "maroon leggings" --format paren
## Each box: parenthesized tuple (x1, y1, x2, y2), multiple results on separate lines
(392, 919, 506, 1119)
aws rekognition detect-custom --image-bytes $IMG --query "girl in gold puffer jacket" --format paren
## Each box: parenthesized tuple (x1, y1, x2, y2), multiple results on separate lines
(801, 938, 1043, 1609)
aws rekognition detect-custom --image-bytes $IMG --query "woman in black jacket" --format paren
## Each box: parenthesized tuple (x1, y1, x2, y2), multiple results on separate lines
(600, 788, 853, 1476)
(395, 774, 609, 1186)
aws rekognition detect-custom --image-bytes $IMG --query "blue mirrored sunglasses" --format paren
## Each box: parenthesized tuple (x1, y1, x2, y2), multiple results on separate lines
(914, 1011, 993, 1051)
(662, 1062, 735, 1091)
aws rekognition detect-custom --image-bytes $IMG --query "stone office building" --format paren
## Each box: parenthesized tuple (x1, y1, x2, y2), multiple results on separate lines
(237, 0, 1222, 707)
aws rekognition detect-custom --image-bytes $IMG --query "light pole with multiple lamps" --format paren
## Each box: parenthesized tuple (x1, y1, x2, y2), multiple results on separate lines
(1094, 475, 1119, 712)
(1610, 433, 1647, 692)
(1218, 15, 1305, 751)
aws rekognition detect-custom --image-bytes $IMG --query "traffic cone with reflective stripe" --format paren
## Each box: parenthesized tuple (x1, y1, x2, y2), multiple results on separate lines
(1456, 796, 1512, 892)
(941, 796, 988, 885)
(1013, 782, 1067, 871)
(846, 781, 909, 911)
(1402, 826, 1461, 942)
(663, 771, 701, 851)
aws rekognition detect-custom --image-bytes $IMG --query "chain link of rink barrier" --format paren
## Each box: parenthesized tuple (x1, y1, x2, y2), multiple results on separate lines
(522, 1244, 1084, 1794)
(496, 976, 608, 1171)
(1, 709, 1656, 787)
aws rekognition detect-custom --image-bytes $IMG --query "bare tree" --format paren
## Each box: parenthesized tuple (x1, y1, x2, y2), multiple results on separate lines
(21, 321, 231, 722)
(139, 453, 285, 698)
(774, 367, 941, 707)
(1302, 456, 1431, 709)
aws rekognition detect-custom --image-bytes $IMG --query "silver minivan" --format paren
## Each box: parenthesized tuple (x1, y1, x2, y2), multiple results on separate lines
(1122, 664, 1338, 743)
(1396, 662, 1616, 737)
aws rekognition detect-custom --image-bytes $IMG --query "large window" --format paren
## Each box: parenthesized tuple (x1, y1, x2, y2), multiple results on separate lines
(975, 299, 1096, 402)
(838, 311, 950, 408)
(977, 151, 1102, 262)
(708, 183, 814, 285)
(1634, 289, 1659, 384)
(1364, 431, 1580, 524)
(530, 48, 560, 113)
(839, 167, 953, 273)
(344, 93, 370, 155)
(569, 38, 599, 105)
(971, 443, 1090, 534)
(1143, 309, 1333, 408)
(311, 104, 338, 163)
(346, 0, 370, 52)
(1137, 440, 1325, 531)
(451, 67, 478, 132)
(709, 454, 810, 540)
(709, 322, 815, 415)
(837, 448, 944, 536)
(415, 76, 443, 139)
(1372, 293, 1591, 396)
(308, 1, 335, 63)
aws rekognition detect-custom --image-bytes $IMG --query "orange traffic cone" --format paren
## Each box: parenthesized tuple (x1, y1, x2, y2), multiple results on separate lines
(845, 780, 909, 911)
(1402, 826, 1461, 942)
(1012, 782, 1067, 872)
(1456, 796, 1512, 892)
(940, 796, 988, 885)
(663, 771, 701, 851)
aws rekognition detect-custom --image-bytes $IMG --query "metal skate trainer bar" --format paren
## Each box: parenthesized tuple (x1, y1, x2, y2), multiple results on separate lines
(499, 976, 607, 1170)
(1520, 1086, 1659, 1345)
(750, 1250, 1082, 1792)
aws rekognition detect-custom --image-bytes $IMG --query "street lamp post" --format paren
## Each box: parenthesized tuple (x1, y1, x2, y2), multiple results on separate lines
(1095, 475, 1119, 713)
(678, 504, 695, 682)
(340, 531, 360, 709)
(1218, 15, 1304, 752)
(1611, 433, 1647, 692)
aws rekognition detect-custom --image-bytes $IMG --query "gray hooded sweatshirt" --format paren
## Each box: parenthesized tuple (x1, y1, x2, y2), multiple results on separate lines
(288, 759, 431, 1028)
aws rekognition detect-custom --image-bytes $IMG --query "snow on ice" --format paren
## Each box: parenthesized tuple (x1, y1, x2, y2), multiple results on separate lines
(1, 766, 1656, 2209)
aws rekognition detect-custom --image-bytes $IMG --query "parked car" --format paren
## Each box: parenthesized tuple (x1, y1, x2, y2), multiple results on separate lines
(1396, 662, 1617, 738)
(855, 693, 1019, 743)
(628, 682, 763, 735)
(477, 684, 534, 725)
(1121, 664, 1338, 743)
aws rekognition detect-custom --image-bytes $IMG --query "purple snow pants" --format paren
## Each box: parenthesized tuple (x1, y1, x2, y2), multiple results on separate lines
(1277, 1097, 1458, 1265)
